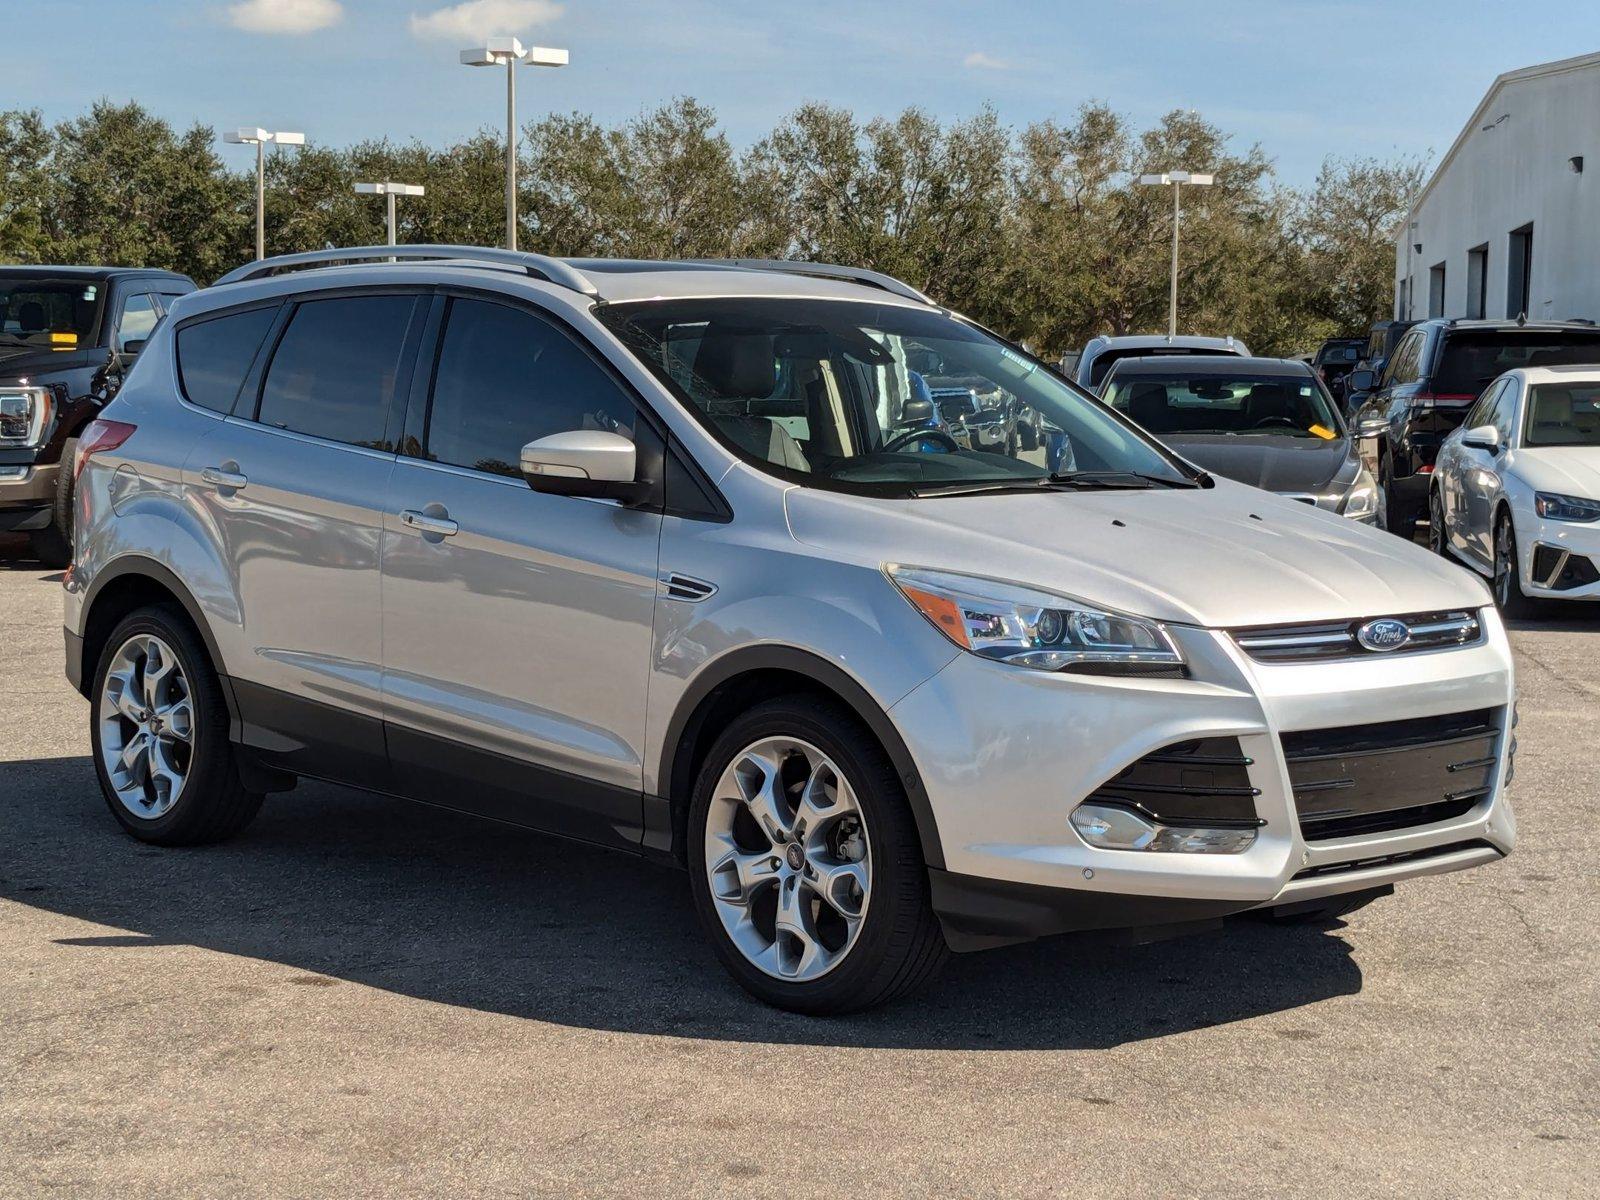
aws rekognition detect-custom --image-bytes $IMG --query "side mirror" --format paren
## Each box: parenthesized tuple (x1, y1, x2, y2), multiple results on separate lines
(1462, 424, 1502, 453)
(1354, 413, 1388, 439)
(899, 397, 934, 425)
(520, 430, 648, 503)
(120, 338, 147, 357)
(1348, 368, 1376, 393)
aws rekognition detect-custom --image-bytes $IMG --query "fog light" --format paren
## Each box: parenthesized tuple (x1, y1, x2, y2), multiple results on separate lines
(1070, 803, 1257, 854)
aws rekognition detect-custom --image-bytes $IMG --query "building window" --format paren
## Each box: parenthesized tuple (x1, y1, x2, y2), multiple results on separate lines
(1428, 263, 1447, 318)
(1466, 244, 1488, 319)
(1507, 223, 1533, 319)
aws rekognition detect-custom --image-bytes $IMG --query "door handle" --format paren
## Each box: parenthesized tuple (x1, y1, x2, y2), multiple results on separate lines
(200, 466, 248, 490)
(399, 508, 458, 538)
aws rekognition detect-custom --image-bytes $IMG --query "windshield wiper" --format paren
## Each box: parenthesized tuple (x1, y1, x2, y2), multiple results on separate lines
(1048, 469, 1200, 490)
(907, 478, 1057, 498)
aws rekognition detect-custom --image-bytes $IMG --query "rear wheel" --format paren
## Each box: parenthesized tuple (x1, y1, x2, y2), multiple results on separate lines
(90, 606, 263, 845)
(687, 697, 948, 1014)
(1493, 513, 1539, 620)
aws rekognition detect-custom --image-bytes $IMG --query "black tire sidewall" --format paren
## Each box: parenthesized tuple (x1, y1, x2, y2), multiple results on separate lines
(686, 697, 938, 1013)
(89, 606, 241, 842)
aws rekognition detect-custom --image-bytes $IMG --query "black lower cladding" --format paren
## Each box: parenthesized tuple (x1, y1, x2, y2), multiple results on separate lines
(928, 868, 1257, 952)
(231, 678, 647, 854)
(1282, 709, 1502, 841)
(1086, 736, 1262, 827)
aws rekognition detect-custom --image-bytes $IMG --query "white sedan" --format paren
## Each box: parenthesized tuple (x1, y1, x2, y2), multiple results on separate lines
(1429, 365, 1600, 616)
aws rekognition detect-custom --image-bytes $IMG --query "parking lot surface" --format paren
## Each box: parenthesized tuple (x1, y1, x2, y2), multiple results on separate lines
(1, 547, 1594, 1198)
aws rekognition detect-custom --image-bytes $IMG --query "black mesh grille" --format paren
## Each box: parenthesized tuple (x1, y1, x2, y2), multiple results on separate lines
(1282, 709, 1501, 841)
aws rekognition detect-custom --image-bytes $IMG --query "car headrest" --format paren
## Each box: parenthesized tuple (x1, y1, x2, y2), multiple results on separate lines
(17, 301, 46, 333)
(1126, 381, 1169, 427)
(694, 328, 776, 399)
(1532, 389, 1574, 425)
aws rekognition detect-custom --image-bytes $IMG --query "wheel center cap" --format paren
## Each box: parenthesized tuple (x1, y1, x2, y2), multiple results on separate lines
(785, 843, 804, 871)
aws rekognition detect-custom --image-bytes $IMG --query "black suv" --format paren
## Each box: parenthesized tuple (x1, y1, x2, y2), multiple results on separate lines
(1352, 318, 1600, 531)
(0, 266, 195, 565)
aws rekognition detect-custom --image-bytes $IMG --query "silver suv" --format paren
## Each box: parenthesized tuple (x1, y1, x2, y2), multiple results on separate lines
(63, 246, 1516, 1014)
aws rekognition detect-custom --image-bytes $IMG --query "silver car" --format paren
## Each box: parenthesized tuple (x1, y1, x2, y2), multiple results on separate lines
(64, 246, 1515, 1014)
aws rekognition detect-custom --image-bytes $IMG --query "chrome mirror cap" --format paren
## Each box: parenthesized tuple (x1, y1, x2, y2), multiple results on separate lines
(520, 430, 636, 483)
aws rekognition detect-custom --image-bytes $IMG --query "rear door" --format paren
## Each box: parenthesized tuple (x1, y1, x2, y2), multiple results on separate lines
(182, 290, 427, 781)
(380, 293, 664, 849)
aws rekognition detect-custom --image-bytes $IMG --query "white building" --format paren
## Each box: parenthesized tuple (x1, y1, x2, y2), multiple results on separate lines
(1396, 50, 1600, 323)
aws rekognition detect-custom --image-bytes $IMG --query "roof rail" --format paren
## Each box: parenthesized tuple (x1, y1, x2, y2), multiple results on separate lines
(686, 258, 934, 305)
(213, 244, 599, 296)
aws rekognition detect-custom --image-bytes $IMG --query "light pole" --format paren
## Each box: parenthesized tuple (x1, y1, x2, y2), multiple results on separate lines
(459, 40, 568, 251)
(354, 181, 426, 245)
(224, 127, 306, 261)
(1139, 170, 1213, 337)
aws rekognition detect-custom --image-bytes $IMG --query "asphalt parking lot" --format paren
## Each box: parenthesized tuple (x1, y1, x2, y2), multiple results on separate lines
(1, 541, 1595, 1198)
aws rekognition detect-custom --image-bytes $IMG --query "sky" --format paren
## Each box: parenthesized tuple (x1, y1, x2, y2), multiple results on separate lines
(5, 0, 1600, 187)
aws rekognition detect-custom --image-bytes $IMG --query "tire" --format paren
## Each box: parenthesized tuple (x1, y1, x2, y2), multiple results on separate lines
(26, 440, 76, 569)
(89, 605, 264, 846)
(1492, 513, 1540, 621)
(1427, 486, 1449, 557)
(1379, 459, 1418, 539)
(687, 696, 949, 1014)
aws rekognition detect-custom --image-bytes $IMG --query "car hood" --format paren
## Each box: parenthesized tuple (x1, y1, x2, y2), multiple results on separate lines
(0, 345, 98, 379)
(785, 476, 1487, 628)
(1510, 447, 1600, 499)
(1159, 434, 1354, 496)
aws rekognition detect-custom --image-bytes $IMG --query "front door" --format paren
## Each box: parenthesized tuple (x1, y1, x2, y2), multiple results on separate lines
(381, 295, 663, 849)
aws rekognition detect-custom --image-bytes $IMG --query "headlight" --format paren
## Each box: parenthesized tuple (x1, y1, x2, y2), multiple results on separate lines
(0, 385, 53, 448)
(1339, 467, 1380, 521)
(1534, 492, 1600, 522)
(886, 565, 1185, 675)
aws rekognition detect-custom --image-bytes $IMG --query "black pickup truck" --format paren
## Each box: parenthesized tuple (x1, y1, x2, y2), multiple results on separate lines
(1, 266, 195, 565)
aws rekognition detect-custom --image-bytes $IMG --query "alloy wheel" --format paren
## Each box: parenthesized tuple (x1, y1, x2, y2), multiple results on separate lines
(1429, 490, 1446, 554)
(702, 736, 871, 982)
(97, 633, 195, 819)
(1494, 520, 1517, 606)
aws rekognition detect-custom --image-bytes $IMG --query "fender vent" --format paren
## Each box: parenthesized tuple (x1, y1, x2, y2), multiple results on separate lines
(660, 573, 717, 602)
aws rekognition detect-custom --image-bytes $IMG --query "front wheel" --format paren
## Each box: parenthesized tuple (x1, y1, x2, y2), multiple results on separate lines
(90, 606, 264, 845)
(1493, 514, 1540, 620)
(1428, 487, 1448, 556)
(687, 697, 948, 1014)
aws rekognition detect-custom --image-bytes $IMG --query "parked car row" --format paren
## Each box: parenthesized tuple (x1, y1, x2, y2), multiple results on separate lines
(53, 245, 1519, 1016)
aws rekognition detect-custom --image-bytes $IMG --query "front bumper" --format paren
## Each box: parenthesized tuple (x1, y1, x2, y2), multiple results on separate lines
(0, 462, 59, 531)
(1517, 508, 1600, 601)
(891, 615, 1516, 948)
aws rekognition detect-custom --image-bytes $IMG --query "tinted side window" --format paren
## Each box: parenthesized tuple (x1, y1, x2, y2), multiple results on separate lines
(1462, 379, 1502, 431)
(116, 293, 159, 349)
(424, 298, 635, 478)
(1490, 385, 1519, 442)
(176, 307, 278, 414)
(257, 296, 416, 448)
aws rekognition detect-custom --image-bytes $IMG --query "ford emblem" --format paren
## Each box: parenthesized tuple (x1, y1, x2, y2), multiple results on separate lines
(1356, 617, 1411, 652)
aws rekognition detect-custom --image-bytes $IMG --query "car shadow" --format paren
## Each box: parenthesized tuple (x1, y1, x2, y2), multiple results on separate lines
(0, 754, 1364, 1050)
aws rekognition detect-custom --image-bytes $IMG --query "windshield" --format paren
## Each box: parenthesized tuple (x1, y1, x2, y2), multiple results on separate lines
(1524, 382, 1600, 447)
(1435, 330, 1600, 395)
(1102, 372, 1343, 439)
(0, 277, 103, 353)
(597, 297, 1193, 497)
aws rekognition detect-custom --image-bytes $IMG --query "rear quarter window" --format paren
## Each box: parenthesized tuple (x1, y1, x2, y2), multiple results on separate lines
(175, 306, 279, 414)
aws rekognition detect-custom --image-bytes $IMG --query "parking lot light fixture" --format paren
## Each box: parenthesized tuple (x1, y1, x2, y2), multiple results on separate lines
(1139, 169, 1214, 338)
(354, 181, 426, 246)
(461, 40, 568, 252)
(223, 128, 306, 261)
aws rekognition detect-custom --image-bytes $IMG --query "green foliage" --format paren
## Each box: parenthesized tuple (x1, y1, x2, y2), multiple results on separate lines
(0, 98, 1421, 356)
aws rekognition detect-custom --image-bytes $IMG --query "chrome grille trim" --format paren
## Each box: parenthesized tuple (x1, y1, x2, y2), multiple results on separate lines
(1231, 609, 1483, 662)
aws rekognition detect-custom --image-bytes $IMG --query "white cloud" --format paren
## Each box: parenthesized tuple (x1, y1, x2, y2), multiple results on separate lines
(409, 0, 563, 42)
(963, 51, 1012, 71)
(228, 0, 344, 35)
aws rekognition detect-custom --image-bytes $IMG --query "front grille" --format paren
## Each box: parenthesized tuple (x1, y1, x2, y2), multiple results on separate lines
(1281, 709, 1501, 841)
(1292, 839, 1500, 879)
(1086, 737, 1262, 827)
(1232, 609, 1483, 662)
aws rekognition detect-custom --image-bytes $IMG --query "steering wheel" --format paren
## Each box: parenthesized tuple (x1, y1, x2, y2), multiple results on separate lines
(1250, 416, 1300, 430)
(883, 428, 961, 454)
